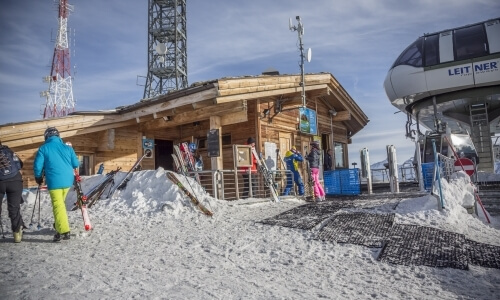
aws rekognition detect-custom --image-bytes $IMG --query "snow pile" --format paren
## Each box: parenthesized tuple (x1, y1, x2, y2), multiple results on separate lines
(393, 171, 499, 244)
(63, 168, 219, 219)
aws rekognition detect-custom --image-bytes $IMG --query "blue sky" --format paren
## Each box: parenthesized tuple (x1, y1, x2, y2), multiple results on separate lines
(0, 0, 498, 164)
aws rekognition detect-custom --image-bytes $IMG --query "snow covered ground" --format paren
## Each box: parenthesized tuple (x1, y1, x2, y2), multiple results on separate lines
(1, 168, 499, 299)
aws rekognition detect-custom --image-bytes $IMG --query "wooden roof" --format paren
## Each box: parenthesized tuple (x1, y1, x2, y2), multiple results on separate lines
(0, 73, 368, 149)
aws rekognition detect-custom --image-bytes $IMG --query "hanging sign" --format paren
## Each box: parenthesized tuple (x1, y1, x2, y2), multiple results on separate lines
(299, 107, 317, 135)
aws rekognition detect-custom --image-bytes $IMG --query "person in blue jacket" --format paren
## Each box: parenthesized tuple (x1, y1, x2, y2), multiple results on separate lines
(283, 146, 305, 196)
(33, 127, 79, 242)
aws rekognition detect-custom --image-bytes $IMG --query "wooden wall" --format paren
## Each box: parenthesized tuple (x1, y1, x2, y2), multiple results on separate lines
(12, 88, 354, 188)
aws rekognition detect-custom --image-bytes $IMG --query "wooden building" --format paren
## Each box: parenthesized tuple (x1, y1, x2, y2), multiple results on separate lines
(0, 73, 369, 188)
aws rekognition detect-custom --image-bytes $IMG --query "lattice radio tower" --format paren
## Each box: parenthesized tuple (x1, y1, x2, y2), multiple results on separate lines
(143, 0, 188, 99)
(40, 0, 75, 119)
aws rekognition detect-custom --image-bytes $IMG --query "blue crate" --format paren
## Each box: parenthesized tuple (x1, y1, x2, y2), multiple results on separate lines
(421, 162, 442, 191)
(324, 169, 360, 195)
(324, 171, 340, 195)
(339, 169, 360, 195)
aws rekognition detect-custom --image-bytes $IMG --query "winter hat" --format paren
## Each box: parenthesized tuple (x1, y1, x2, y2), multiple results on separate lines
(310, 140, 320, 148)
(247, 137, 256, 144)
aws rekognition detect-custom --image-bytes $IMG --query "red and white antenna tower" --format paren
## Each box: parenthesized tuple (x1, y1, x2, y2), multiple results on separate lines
(40, 0, 74, 119)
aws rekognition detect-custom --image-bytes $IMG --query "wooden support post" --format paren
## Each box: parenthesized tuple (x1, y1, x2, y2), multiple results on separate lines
(210, 116, 223, 198)
(209, 116, 223, 171)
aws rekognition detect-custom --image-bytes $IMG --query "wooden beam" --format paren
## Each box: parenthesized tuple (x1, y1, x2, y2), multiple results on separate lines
(215, 84, 328, 104)
(5, 119, 138, 148)
(332, 111, 351, 122)
(221, 110, 247, 126)
(216, 74, 331, 96)
(141, 100, 247, 130)
(0, 115, 112, 142)
(118, 88, 218, 121)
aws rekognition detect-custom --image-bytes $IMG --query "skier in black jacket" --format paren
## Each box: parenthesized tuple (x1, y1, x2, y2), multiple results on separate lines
(0, 142, 25, 242)
(306, 141, 326, 201)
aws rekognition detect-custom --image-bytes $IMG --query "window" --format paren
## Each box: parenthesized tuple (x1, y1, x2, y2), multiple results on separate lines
(334, 142, 345, 168)
(455, 24, 488, 61)
(78, 154, 93, 176)
(392, 37, 423, 68)
(424, 34, 439, 66)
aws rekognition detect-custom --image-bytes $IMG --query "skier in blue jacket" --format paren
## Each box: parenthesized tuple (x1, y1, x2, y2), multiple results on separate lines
(283, 146, 305, 196)
(33, 127, 79, 242)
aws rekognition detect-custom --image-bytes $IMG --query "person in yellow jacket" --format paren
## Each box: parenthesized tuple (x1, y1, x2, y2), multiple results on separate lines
(283, 146, 305, 196)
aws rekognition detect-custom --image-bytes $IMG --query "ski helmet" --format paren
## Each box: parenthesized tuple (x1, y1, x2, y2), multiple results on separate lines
(189, 143, 196, 152)
(44, 127, 60, 141)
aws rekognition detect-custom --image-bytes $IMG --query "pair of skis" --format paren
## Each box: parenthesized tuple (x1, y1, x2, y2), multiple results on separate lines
(167, 172, 213, 216)
(303, 149, 316, 201)
(173, 143, 200, 183)
(71, 167, 121, 211)
(251, 148, 280, 202)
(107, 149, 152, 198)
(170, 144, 212, 216)
(72, 150, 151, 232)
(73, 171, 92, 231)
(304, 159, 316, 202)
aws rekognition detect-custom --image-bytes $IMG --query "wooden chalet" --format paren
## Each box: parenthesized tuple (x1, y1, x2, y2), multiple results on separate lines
(0, 72, 369, 189)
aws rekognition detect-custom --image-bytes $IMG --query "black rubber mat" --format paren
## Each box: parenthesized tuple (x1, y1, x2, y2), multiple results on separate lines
(259, 202, 349, 230)
(261, 199, 500, 270)
(464, 239, 500, 269)
(377, 224, 469, 270)
(316, 212, 395, 248)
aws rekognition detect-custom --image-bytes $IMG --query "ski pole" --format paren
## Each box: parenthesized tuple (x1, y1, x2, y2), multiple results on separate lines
(37, 187, 42, 230)
(0, 200, 5, 238)
(29, 185, 41, 229)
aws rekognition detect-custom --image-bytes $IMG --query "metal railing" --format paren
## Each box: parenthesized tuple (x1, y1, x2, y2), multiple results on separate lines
(182, 169, 294, 201)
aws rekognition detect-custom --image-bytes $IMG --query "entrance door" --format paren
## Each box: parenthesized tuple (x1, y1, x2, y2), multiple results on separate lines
(155, 139, 174, 171)
(278, 133, 292, 169)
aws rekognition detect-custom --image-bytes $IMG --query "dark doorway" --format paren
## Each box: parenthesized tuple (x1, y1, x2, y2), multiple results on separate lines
(155, 139, 174, 171)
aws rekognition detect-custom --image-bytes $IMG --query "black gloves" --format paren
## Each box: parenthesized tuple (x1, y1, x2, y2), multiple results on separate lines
(35, 177, 43, 185)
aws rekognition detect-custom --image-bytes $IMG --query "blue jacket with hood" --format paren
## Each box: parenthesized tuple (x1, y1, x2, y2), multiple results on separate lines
(33, 136, 80, 189)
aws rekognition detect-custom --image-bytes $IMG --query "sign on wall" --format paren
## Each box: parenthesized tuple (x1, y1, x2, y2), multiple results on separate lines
(207, 129, 220, 157)
(299, 107, 317, 135)
(142, 138, 154, 150)
(233, 145, 252, 168)
(142, 137, 154, 158)
(264, 142, 277, 171)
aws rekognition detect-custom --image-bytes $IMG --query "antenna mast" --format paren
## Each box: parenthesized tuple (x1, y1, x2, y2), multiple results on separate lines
(40, 0, 75, 119)
(143, 0, 188, 99)
(289, 16, 310, 108)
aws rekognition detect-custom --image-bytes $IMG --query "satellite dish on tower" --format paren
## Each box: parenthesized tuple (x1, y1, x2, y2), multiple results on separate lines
(307, 48, 312, 62)
(156, 43, 167, 55)
(158, 56, 165, 63)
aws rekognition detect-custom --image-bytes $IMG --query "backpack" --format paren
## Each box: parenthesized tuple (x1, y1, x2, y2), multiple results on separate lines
(0, 146, 22, 180)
